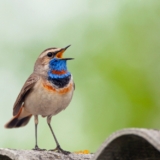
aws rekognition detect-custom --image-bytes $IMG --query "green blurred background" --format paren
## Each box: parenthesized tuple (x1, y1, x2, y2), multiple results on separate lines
(1, 0, 160, 152)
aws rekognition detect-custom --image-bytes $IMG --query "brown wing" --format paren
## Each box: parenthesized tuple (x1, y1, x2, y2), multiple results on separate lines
(13, 73, 39, 116)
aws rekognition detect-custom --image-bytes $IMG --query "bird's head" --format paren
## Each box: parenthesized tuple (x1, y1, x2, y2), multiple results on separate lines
(34, 45, 73, 76)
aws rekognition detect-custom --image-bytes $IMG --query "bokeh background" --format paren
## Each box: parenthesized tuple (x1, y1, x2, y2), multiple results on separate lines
(0, 0, 160, 152)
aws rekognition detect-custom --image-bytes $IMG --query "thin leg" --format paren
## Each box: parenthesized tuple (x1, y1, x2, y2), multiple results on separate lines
(47, 116, 70, 155)
(33, 115, 45, 151)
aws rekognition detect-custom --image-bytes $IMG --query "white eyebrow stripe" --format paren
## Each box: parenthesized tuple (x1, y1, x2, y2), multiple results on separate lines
(39, 48, 61, 58)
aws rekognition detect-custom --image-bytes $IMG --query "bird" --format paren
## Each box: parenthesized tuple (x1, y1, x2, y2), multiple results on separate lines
(4, 45, 75, 155)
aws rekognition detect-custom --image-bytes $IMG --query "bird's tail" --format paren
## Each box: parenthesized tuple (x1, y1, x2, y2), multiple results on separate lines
(5, 107, 32, 128)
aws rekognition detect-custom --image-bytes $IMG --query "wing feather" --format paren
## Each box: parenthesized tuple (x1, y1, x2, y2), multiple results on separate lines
(13, 73, 39, 116)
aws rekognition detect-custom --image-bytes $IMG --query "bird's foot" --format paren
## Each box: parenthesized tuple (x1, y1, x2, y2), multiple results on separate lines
(33, 145, 46, 151)
(50, 145, 70, 155)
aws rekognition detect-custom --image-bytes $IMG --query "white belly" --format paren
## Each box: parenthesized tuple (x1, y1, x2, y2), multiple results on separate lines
(24, 79, 74, 117)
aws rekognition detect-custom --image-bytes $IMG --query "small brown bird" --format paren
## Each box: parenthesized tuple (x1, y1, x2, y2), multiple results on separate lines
(5, 45, 75, 154)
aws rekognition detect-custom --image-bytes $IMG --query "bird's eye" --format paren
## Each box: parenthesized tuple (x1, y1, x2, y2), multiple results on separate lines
(47, 52, 53, 57)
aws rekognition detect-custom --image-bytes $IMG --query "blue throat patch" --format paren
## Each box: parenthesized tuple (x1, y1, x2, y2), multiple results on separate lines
(48, 58, 71, 79)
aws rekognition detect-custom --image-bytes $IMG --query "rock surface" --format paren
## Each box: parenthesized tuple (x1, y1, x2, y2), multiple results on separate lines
(2, 128, 160, 160)
(0, 148, 93, 160)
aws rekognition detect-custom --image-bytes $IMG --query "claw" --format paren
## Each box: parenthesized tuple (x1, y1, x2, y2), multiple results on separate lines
(33, 145, 46, 151)
(50, 145, 70, 155)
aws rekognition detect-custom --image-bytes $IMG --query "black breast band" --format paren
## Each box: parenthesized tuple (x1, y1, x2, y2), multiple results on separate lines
(48, 75, 71, 88)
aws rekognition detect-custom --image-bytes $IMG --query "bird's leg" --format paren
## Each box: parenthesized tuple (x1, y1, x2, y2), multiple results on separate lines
(47, 116, 70, 155)
(33, 115, 45, 151)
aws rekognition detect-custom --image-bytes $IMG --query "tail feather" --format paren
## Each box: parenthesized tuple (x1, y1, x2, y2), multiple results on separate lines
(5, 115, 32, 128)
(16, 116, 32, 127)
(5, 106, 32, 128)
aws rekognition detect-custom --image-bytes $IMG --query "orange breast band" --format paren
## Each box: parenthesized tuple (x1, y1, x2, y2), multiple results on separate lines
(43, 82, 72, 94)
(43, 84, 56, 92)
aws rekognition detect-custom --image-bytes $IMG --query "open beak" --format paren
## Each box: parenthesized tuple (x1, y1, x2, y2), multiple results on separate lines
(56, 45, 71, 58)
(63, 45, 71, 50)
(61, 58, 74, 60)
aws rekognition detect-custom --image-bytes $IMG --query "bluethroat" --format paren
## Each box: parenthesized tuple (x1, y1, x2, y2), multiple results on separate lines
(5, 45, 75, 155)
